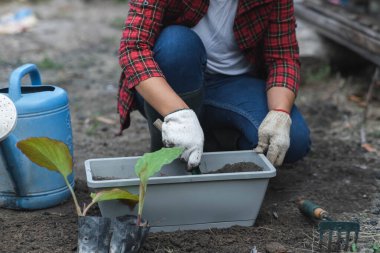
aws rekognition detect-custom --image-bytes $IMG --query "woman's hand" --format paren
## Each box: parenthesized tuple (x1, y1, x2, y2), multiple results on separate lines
(162, 109, 204, 170)
(254, 87, 294, 166)
(254, 110, 291, 166)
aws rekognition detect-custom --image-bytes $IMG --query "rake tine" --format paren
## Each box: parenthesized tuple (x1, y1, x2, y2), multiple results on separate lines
(298, 200, 361, 252)
(354, 230, 359, 244)
(327, 230, 333, 252)
(337, 231, 341, 251)
(320, 231, 324, 250)
(344, 231, 350, 251)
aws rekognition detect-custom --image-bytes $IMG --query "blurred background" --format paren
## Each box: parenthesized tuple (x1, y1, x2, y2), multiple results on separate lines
(1, 1, 380, 252)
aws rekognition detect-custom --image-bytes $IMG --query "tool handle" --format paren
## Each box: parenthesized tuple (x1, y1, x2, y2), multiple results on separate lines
(153, 119, 163, 131)
(298, 199, 329, 220)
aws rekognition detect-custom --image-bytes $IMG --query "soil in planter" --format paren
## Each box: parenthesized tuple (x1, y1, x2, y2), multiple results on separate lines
(92, 176, 125, 181)
(207, 162, 263, 174)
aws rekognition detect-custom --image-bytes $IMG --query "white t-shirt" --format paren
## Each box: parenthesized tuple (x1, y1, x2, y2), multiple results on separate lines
(191, 0, 253, 75)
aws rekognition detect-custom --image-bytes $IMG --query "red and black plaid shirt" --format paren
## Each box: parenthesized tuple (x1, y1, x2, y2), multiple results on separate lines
(118, 0, 300, 130)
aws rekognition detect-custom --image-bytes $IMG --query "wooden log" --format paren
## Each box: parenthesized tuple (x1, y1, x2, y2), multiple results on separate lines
(295, 2, 380, 66)
(304, 1, 380, 38)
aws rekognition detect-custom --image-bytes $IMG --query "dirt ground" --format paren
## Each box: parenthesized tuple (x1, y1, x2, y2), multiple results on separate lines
(1, 0, 380, 252)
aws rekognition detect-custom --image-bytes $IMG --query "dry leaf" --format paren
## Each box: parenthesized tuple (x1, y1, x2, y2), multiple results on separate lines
(361, 143, 377, 153)
(96, 116, 116, 125)
(348, 95, 366, 107)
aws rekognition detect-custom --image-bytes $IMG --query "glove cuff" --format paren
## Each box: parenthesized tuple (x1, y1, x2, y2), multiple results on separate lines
(164, 108, 199, 124)
(268, 110, 292, 126)
(165, 108, 191, 117)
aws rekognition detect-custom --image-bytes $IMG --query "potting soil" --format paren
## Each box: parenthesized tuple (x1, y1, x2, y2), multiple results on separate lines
(208, 161, 263, 174)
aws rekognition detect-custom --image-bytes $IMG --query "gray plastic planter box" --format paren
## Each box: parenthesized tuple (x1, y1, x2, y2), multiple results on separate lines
(85, 150, 276, 232)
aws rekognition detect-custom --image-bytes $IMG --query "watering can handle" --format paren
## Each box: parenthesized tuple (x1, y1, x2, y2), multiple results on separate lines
(8, 64, 42, 101)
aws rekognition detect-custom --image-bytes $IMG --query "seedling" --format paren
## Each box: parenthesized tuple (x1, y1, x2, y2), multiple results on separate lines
(16, 137, 183, 223)
(134, 147, 184, 225)
(16, 137, 183, 252)
(373, 242, 380, 253)
(16, 137, 139, 216)
(352, 243, 358, 252)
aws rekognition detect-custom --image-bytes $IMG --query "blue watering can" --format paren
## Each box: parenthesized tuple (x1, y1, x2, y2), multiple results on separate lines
(0, 64, 74, 209)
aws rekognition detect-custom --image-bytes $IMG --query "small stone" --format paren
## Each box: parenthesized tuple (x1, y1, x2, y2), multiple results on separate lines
(265, 242, 287, 253)
(351, 217, 360, 223)
(371, 205, 380, 214)
(369, 219, 378, 226)
(250, 246, 258, 253)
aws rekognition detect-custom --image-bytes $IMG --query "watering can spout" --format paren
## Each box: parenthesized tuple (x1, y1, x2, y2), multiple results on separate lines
(1, 135, 30, 196)
(0, 93, 25, 195)
(0, 94, 17, 142)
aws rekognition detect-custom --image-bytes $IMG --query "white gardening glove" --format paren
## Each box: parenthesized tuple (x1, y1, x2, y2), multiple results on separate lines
(254, 110, 292, 166)
(162, 109, 204, 170)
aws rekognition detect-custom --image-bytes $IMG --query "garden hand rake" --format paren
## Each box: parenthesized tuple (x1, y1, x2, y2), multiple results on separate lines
(298, 199, 360, 252)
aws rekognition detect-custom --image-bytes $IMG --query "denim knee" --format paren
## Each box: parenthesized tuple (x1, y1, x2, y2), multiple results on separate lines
(284, 117, 311, 163)
(153, 25, 207, 94)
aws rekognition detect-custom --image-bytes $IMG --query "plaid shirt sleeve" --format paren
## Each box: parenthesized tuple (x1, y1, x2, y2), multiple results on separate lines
(263, 0, 300, 95)
(117, 0, 167, 129)
(119, 0, 167, 88)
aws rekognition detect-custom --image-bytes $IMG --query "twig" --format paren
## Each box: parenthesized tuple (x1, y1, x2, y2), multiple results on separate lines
(359, 232, 380, 237)
(307, 231, 330, 250)
(312, 227, 315, 253)
(154, 243, 161, 253)
(289, 247, 317, 252)
(303, 232, 315, 242)
(255, 226, 274, 231)
(208, 228, 217, 236)
(360, 67, 380, 146)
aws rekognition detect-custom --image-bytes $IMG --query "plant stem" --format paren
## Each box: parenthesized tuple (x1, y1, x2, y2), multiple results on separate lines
(82, 201, 95, 216)
(137, 215, 141, 227)
(64, 177, 82, 216)
(361, 67, 380, 145)
(137, 183, 144, 226)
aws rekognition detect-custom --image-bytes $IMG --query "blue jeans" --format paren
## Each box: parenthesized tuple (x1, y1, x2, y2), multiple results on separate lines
(136, 25, 311, 163)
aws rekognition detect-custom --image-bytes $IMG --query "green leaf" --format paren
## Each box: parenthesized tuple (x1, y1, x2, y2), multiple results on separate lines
(135, 147, 183, 186)
(373, 242, 380, 253)
(90, 189, 139, 203)
(134, 147, 183, 222)
(351, 243, 358, 252)
(17, 137, 72, 178)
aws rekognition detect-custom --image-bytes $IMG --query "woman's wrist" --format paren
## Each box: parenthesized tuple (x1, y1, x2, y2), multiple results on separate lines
(267, 87, 295, 114)
(272, 108, 290, 114)
(136, 77, 189, 116)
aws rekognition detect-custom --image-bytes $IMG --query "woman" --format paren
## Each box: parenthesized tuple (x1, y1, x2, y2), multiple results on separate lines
(118, 0, 311, 170)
